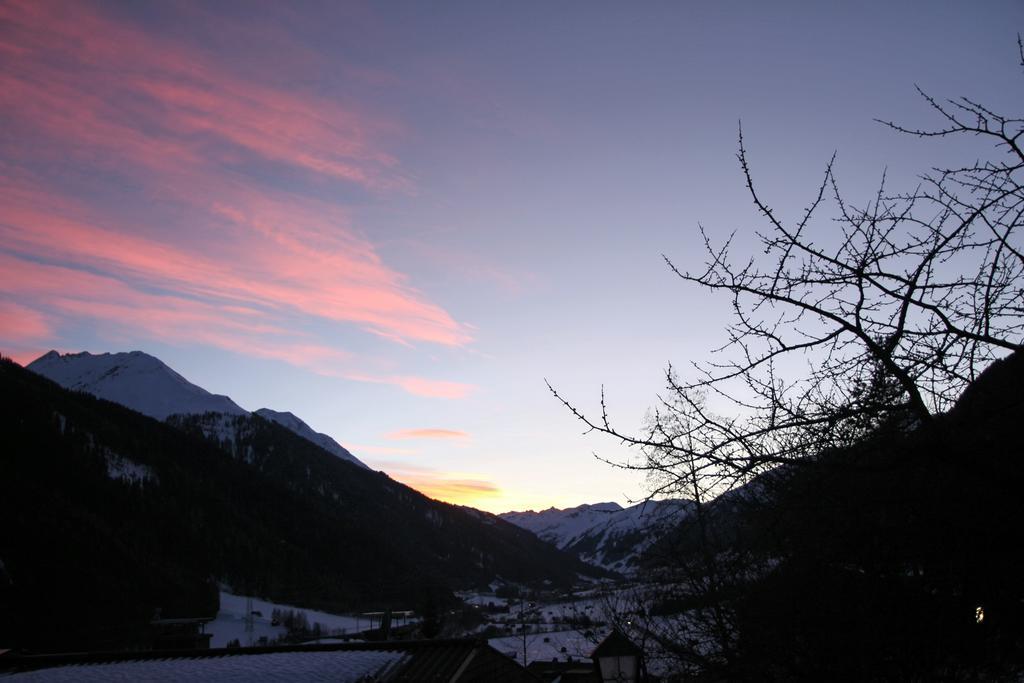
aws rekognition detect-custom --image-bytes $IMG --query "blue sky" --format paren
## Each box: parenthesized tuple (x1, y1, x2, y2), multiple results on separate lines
(2, 0, 1021, 511)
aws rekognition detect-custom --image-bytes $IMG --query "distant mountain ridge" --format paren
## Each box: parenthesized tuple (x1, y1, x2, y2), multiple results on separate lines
(27, 350, 366, 468)
(28, 350, 247, 420)
(501, 499, 692, 572)
(255, 408, 365, 468)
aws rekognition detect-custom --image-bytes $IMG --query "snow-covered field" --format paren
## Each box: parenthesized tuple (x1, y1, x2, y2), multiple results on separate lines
(454, 590, 509, 608)
(469, 586, 628, 665)
(472, 583, 681, 675)
(208, 591, 406, 648)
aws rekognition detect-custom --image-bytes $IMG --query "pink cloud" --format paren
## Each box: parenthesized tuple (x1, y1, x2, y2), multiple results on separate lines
(385, 428, 470, 440)
(0, 1, 403, 190)
(0, 251, 472, 397)
(0, 180, 471, 347)
(346, 443, 419, 456)
(393, 376, 476, 399)
(0, 301, 56, 368)
(0, 301, 52, 342)
(344, 372, 475, 399)
(0, 252, 350, 373)
(0, 0, 476, 394)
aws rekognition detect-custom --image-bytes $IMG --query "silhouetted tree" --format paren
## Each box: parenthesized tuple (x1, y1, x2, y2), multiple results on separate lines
(551, 39, 1024, 679)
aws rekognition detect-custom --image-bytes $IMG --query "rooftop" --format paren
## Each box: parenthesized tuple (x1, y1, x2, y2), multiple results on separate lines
(0, 639, 538, 682)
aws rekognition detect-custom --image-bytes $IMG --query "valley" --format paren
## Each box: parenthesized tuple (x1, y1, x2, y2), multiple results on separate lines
(1, 350, 668, 657)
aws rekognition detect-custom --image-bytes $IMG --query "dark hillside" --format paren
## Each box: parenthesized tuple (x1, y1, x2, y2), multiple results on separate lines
(0, 359, 600, 652)
(647, 352, 1024, 678)
(168, 411, 608, 596)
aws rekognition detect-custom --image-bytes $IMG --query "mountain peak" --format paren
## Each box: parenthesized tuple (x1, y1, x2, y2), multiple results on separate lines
(27, 350, 248, 421)
(26, 350, 368, 468)
(584, 502, 623, 512)
(500, 498, 692, 573)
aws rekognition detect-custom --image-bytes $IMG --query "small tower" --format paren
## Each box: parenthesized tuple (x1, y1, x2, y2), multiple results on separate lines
(591, 629, 644, 683)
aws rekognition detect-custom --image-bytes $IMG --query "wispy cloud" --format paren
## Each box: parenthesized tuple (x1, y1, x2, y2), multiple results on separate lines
(0, 178, 472, 348)
(0, 252, 349, 371)
(345, 373, 475, 399)
(372, 461, 501, 505)
(0, 1, 402, 190)
(412, 478, 500, 502)
(0, 301, 52, 342)
(0, 0, 473, 395)
(385, 428, 470, 440)
(391, 238, 539, 297)
(0, 300, 54, 366)
(346, 443, 419, 457)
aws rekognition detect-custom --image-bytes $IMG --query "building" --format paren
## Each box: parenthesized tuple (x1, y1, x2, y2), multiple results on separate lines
(149, 616, 214, 651)
(525, 630, 648, 683)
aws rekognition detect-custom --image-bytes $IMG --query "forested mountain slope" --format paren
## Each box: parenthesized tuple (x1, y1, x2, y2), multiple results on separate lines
(0, 359, 602, 653)
(27, 350, 367, 468)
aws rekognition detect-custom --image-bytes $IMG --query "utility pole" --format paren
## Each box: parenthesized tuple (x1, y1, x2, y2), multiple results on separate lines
(245, 595, 254, 647)
(520, 597, 535, 667)
(520, 597, 527, 667)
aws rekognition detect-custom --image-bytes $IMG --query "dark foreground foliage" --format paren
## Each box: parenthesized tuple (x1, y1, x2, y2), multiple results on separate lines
(645, 351, 1024, 680)
(557, 38, 1024, 680)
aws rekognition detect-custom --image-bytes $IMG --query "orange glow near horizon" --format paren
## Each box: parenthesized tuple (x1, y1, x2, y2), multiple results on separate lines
(368, 459, 584, 514)
(377, 462, 502, 510)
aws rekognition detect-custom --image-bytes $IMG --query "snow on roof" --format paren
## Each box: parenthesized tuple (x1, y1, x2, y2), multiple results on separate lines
(489, 629, 602, 665)
(0, 649, 409, 682)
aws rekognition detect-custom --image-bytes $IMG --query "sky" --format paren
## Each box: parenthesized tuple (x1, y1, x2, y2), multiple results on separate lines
(2, 0, 1022, 513)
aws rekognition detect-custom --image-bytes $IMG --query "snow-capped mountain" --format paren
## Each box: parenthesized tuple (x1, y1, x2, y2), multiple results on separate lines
(254, 408, 366, 468)
(500, 499, 692, 573)
(26, 350, 366, 468)
(27, 350, 248, 420)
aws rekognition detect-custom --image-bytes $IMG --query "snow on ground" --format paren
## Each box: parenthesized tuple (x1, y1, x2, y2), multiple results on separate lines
(208, 594, 284, 648)
(533, 595, 605, 621)
(209, 591, 405, 648)
(104, 451, 156, 485)
(499, 500, 692, 572)
(489, 629, 604, 665)
(299, 637, 359, 645)
(455, 590, 509, 608)
(521, 585, 640, 624)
